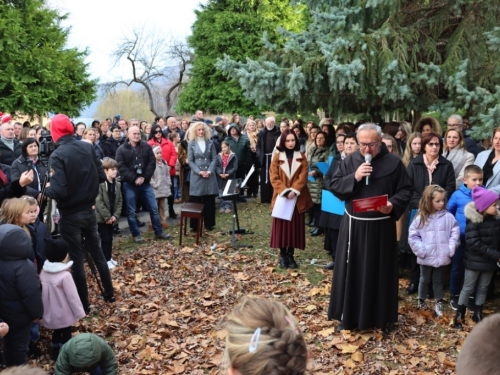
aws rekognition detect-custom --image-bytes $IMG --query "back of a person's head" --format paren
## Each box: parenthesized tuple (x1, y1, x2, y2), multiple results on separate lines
(224, 297, 308, 375)
(1, 365, 47, 374)
(457, 313, 500, 374)
(61, 333, 103, 369)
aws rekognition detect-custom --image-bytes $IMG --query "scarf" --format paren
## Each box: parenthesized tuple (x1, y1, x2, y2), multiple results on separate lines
(0, 167, 7, 186)
(423, 154, 439, 184)
(444, 147, 468, 177)
(1, 136, 14, 151)
(222, 153, 229, 169)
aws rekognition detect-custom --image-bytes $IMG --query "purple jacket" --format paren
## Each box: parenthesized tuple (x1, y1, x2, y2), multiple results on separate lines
(409, 210, 460, 267)
(40, 260, 86, 329)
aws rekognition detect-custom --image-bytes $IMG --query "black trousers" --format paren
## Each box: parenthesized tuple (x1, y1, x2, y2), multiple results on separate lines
(245, 164, 259, 196)
(190, 195, 216, 229)
(260, 154, 274, 203)
(59, 208, 114, 309)
(310, 203, 322, 227)
(3, 323, 31, 366)
(236, 168, 246, 195)
(52, 326, 72, 345)
(167, 184, 175, 215)
(97, 223, 114, 261)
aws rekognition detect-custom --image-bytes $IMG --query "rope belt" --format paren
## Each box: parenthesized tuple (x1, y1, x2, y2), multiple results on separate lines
(344, 209, 390, 263)
(265, 153, 273, 183)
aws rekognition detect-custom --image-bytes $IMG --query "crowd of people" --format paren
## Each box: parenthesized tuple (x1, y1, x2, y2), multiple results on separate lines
(0, 109, 499, 373)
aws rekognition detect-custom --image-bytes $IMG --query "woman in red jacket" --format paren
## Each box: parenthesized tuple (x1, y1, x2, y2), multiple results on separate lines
(148, 124, 178, 219)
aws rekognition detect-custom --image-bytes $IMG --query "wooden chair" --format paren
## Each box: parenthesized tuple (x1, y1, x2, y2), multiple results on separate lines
(179, 202, 204, 246)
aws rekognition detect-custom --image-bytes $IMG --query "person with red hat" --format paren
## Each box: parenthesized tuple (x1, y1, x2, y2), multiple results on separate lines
(45, 114, 115, 312)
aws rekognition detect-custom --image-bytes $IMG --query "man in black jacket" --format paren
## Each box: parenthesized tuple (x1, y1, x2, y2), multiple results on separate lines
(45, 114, 115, 312)
(115, 126, 172, 243)
(102, 126, 124, 159)
(256, 116, 281, 203)
(0, 120, 22, 166)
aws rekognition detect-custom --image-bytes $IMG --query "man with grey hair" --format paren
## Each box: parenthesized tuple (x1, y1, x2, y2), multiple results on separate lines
(256, 116, 281, 203)
(0, 121, 21, 165)
(327, 123, 413, 332)
(447, 114, 478, 157)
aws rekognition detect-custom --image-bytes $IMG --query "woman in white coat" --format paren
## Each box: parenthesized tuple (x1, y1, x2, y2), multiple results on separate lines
(475, 127, 500, 195)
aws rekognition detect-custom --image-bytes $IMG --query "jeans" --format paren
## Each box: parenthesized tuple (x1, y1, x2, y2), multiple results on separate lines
(459, 269, 494, 306)
(172, 176, 181, 200)
(122, 181, 163, 237)
(450, 237, 466, 295)
(3, 323, 31, 366)
(418, 265, 444, 301)
(58, 208, 115, 309)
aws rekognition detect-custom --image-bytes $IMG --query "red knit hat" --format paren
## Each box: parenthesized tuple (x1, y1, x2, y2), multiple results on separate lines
(0, 114, 12, 124)
(50, 114, 74, 142)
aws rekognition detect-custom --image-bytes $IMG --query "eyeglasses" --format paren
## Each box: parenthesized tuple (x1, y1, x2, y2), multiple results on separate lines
(447, 123, 462, 127)
(359, 141, 379, 149)
(154, 130, 162, 134)
(427, 142, 440, 147)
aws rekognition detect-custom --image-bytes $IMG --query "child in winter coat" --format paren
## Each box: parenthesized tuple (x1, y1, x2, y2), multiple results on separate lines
(409, 185, 460, 317)
(215, 141, 238, 213)
(168, 132, 182, 203)
(447, 165, 484, 310)
(454, 187, 500, 328)
(0, 224, 43, 366)
(150, 145, 171, 226)
(96, 158, 122, 269)
(40, 238, 86, 360)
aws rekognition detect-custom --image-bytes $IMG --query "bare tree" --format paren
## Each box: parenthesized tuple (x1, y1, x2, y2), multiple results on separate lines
(103, 28, 192, 117)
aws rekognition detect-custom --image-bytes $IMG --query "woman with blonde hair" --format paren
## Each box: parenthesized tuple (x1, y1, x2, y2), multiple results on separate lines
(18, 127, 36, 144)
(224, 297, 308, 375)
(187, 122, 218, 230)
(402, 132, 423, 168)
(443, 128, 475, 188)
(82, 128, 104, 159)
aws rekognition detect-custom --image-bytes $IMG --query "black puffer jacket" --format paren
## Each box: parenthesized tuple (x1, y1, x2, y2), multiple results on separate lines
(46, 135, 106, 215)
(10, 155, 48, 198)
(115, 139, 156, 184)
(0, 138, 21, 166)
(464, 202, 500, 272)
(407, 154, 456, 209)
(0, 225, 43, 327)
(102, 137, 124, 159)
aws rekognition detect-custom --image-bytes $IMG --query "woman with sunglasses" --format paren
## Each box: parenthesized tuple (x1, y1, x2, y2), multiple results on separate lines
(405, 132, 455, 295)
(148, 124, 178, 219)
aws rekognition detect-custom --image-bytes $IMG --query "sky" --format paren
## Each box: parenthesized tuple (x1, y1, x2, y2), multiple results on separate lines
(47, 0, 207, 82)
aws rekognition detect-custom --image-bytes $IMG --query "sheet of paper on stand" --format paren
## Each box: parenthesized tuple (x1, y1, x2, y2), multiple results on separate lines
(241, 165, 255, 187)
(321, 190, 345, 215)
(223, 179, 242, 196)
(271, 195, 297, 221)
(352, 194, 388, 212)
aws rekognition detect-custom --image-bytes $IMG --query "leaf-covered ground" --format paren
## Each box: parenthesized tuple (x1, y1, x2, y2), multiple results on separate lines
(29, 200, 497, 374)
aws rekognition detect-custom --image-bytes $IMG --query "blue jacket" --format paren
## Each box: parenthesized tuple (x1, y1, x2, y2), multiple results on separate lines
(448, 183, 473, 236)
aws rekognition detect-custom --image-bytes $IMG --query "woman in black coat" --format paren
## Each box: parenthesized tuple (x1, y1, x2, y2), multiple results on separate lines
(405, 132, 456, 294)
(10, 138, 48, 199)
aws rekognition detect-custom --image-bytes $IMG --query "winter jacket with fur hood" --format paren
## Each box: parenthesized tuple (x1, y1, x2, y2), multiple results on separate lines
(0, 224, 43, 327)
(40, 260, 86, 329)
(408, 210, 460, 268)
(464, 201, 500, 272)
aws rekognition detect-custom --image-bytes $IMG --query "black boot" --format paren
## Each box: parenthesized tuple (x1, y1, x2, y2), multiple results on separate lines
(279, 248, 289, 269)
(305, 216, 313, 226)
(472, 305, 483, 323)
(453, 304, 467, 329)
(288, 248, 298, 269)
(406, 284, 418, 295)
(28, 341, 42, 358)
(310, 227, 324, 236)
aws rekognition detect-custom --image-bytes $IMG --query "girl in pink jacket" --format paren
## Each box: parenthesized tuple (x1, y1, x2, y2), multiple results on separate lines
(40, 238, 85, 360)
(409, 185, 460, 317)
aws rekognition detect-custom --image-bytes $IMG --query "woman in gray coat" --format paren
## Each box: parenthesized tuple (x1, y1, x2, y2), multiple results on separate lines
(187, 122, 219, 230)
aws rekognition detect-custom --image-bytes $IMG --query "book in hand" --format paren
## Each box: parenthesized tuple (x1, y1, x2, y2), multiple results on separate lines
(352, 194, 388, 212)
(223, 179, 242, 196)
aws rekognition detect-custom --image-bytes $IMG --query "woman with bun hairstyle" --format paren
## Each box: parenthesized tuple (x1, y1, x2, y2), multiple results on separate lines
(223, 297, 308, 375)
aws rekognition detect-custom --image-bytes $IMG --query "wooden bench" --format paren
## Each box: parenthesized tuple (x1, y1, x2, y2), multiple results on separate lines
(179, 202, 204, 246)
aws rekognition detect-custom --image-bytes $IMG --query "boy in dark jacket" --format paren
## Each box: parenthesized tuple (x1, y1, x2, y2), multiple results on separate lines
(95, 158, 122, 269)
(447, 165, 484, 309)
(55, 333, 118, 375)
(0, 225, 43, 366)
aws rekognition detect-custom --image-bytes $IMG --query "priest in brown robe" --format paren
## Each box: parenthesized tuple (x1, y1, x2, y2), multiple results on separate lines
(327, 123, 413, 331)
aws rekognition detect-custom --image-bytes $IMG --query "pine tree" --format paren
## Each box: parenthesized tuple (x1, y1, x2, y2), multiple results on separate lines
(217, 0, 500, 129)
(176, 0, 307, 115)
(0, 0, 97, 117)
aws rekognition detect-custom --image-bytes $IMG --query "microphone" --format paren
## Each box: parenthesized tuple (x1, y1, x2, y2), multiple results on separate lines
(365, 154, 372, 185)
